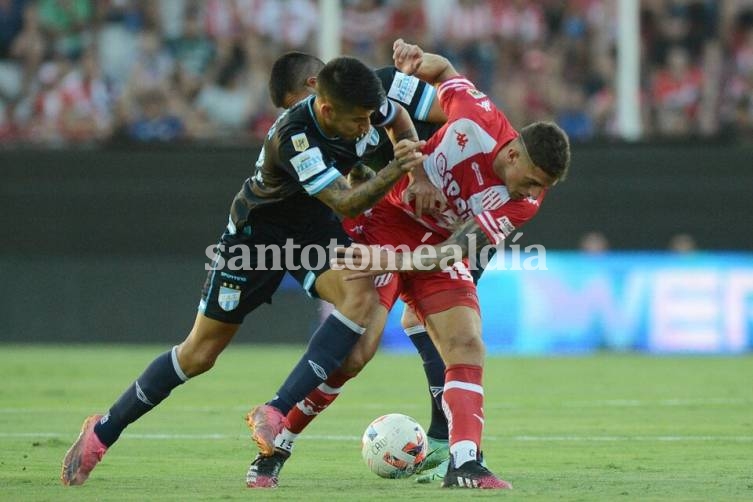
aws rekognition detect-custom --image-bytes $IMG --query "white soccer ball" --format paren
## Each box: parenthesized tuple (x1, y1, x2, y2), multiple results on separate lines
(361, 413, 428, 478)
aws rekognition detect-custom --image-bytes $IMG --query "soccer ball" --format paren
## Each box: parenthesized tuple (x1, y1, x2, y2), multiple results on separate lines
(361, 413, 428, 478)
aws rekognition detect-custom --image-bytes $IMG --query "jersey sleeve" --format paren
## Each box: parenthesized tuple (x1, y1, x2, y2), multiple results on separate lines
(376, 66, 437, 122)
(436, 76, 491, 120)
(370, 98, 397, 128)
(277, 131, 342, 196)
(473, 194, 546, 246)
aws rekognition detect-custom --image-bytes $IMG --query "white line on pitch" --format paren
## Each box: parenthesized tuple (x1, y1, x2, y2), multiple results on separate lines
(2, 432, 752, 442)
(0, 398, 749, 414)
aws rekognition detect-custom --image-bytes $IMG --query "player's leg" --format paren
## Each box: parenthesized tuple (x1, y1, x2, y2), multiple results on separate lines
(245, 267, 381, 488)
(246, 260, 400, 489)
(246, 214, 381, 457)
(248, 303, 390, 489)
(61, 313, 240, 486)
(403, 268, 510, 490)
(279, 271, 398, 445)
(247, 266, 379, 450)
(61, 224, 283, 486)
(248, 274, 395, 489)
(400, 304, 449, 475)
(420, 304, 510, 490)
(279, 303, 391, 450)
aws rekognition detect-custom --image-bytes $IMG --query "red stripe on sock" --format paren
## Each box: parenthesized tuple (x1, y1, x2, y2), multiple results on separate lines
(285, 369, 354, 434)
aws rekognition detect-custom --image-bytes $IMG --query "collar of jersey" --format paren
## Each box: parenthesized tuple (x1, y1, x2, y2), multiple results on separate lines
(307, 95, 340, 141)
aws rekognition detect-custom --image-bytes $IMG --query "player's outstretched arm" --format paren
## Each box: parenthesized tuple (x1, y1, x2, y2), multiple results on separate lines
(332, 218, 493, 278)
(315, 139, 426, 218)
(392, 38, 459, 86)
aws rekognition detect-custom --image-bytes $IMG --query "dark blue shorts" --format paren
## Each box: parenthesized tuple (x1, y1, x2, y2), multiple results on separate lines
(199, 202, 350, 324)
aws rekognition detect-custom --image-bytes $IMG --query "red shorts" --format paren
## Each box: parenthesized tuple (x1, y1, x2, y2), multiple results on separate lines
(343, 203, 479, 324)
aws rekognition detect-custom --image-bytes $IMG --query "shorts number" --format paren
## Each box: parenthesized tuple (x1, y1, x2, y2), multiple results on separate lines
(444, 262, 473, 282)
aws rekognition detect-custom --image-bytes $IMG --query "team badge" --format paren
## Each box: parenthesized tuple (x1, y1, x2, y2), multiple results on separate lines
(291, 133, 309, 152)
(218, 282, 241, 311)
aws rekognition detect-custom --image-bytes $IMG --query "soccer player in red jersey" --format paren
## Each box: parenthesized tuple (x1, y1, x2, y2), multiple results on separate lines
(332, 39, 571, 489)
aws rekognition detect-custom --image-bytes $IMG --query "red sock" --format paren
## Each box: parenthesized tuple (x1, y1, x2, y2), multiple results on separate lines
(442, 364, 484, 449)
(285, 368, 354, 434)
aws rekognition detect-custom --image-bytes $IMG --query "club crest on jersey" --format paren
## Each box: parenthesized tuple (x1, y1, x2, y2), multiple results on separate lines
(218, 282, 241, 311)
(467, 88, 486, 99)
(291, 133, 309, 152)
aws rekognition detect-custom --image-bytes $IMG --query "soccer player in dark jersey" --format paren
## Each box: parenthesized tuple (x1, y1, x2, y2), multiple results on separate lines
(332, 39, 571, 489)
(60, 56, 427, 486)
(243, 53, 452, 488)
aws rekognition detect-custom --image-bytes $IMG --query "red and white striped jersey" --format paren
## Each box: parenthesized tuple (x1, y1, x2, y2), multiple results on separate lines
(384, 76, 545, 246)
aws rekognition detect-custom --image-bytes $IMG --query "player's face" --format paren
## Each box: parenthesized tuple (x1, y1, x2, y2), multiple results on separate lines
(326, 104, 373, 141)
(503, 155, 555, 201)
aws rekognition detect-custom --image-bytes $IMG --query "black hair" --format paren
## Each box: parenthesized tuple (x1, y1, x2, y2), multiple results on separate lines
(269, 52, 325, 108)
(520, 121, 571, 181)
(316, 56, 385, 111)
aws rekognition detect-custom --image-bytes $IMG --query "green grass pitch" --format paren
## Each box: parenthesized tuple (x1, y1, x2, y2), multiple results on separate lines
(1, 345, 751, 501)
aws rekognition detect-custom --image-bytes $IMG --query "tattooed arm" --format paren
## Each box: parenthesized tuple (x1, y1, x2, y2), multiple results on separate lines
(315, 139, 425, 218)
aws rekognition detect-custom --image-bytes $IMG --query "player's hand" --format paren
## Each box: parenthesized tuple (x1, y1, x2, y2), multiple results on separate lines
(331, 245, 405, 280)
(403, 178, 447, 218)
(393, 38, 423, 75)
(392, 139, 426, 173)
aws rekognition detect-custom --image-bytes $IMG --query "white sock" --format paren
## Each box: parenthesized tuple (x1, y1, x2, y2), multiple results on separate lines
(274, 428, 299, 454)
(450, 440, 478, 467)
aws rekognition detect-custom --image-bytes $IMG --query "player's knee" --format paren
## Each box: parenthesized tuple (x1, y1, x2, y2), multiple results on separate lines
(444, 333, 485, 358)
(337, 287, 379, 327)
(400, 310, 421, 331)
(176, 344, 218, 376)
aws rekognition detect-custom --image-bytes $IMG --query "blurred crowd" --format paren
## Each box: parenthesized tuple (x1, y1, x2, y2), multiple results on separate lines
(1, 0, 752, 146)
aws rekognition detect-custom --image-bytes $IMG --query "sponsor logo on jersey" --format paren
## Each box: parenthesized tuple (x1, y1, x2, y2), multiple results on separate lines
(455, 131, 469, 151)
(495, 216, 515, 236)
(220, 271, 248, 283)
(387, 71, 420, 104)
(218, 282, 241, 311)
(290, 147, 326, 182)
(291, 132, 309, 152)
(467, 88, 486, 99)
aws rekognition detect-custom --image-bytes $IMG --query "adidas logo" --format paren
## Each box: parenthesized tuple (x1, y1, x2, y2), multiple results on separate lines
(456, 476, 480, 488)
